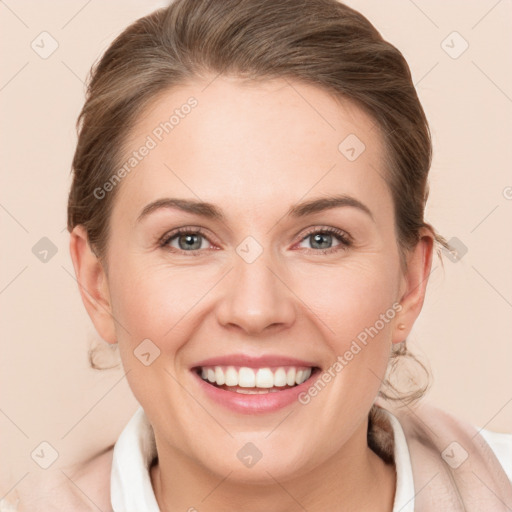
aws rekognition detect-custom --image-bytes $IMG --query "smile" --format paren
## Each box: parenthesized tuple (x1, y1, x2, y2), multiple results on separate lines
(190, 354, 321, 413)
(197, 365, 314, 394)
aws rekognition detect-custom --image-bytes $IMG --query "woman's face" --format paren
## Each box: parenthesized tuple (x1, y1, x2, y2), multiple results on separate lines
(78, 76, 430, 482)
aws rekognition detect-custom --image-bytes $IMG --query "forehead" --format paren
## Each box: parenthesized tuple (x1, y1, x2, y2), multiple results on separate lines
(115, 76, 391, 220)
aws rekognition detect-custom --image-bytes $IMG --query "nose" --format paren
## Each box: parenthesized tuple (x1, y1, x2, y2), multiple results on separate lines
(215, 249, 297, 336)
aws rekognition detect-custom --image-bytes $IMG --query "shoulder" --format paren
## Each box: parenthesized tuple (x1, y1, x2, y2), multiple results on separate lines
(12, 445, 115, 512)
(378, 399, 512, 483)
(478, 428, 512, 482)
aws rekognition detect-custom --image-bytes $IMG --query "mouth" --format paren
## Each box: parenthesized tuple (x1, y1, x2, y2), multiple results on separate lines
(190, 354, 322, 413)
(193, 365, 321, 394)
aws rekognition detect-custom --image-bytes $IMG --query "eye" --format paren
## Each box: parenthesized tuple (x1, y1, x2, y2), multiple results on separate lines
(296, 227, 352, 255)
(159, 227, 214, 255)
(159, 226, 352, 256)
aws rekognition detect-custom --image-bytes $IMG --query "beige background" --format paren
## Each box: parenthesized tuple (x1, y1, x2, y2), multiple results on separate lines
(1, 0, 511, 500)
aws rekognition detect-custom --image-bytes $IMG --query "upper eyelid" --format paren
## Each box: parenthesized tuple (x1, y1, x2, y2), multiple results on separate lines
(160, 226, 214, 244)
(294, 227, 352, 249)
(161, 226, 351, 250)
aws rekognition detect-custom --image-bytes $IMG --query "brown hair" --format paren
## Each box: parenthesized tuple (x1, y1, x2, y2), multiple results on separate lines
(67, 0, 451, 460)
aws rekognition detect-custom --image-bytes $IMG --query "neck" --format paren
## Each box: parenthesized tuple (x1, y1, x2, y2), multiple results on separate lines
(150, 418, 396, 512)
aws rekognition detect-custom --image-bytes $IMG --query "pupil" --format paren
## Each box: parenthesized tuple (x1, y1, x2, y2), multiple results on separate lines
(179, 234, 201, 250)
(312, 233, 331, 249)
(177, 233, 333, 251)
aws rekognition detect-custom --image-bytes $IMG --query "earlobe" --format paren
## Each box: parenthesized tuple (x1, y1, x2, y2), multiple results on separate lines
(69, 225, 117, 344)
(392, 230, 434, 344)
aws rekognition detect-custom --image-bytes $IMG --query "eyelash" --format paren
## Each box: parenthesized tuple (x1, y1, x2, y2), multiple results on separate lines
(158, 226, 353, 256)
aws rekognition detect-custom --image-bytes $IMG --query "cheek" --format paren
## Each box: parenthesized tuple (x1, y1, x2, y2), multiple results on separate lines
(108, 233, 400, 351)
(111, 273, 169, 336)
(292, 256, 400, 407)
(107, 258, 221, 353)
(107, 262, 204, 404)
(294, 257, 399, 345)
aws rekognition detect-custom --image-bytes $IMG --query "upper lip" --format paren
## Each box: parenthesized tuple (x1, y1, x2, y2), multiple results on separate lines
(192, 354, 320, 369)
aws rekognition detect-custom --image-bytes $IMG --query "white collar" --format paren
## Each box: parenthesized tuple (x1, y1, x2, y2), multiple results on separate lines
(111, 406, 160, 512)
(110, 406, 415, 512)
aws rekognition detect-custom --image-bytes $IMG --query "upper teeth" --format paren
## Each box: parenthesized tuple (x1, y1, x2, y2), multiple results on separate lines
(200, 366, 312, 388)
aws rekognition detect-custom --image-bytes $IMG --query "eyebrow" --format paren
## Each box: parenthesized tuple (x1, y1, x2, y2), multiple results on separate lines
(137, 194, 375, 223)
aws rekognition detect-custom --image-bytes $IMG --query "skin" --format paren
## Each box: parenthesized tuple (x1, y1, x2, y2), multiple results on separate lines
(70, 76, 434, 511)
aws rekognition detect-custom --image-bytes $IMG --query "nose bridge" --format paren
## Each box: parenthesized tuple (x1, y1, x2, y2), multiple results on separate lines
(215, 240, 296, 334)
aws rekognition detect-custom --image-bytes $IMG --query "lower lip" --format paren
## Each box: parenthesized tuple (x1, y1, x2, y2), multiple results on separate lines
(192, 370, 317, 414)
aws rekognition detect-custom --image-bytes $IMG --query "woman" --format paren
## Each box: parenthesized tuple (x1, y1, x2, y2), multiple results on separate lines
(9, 0, 511, 510)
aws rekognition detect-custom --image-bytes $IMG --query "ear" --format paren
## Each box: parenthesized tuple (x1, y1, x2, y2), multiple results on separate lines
(392, 228, 435, 344)
(69, 225, 117, 344)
